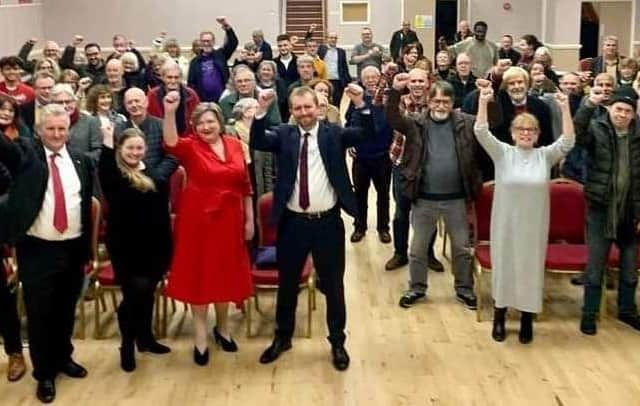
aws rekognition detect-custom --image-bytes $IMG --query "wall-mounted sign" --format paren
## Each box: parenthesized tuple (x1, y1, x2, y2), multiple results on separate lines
(414, 15, 433, 29)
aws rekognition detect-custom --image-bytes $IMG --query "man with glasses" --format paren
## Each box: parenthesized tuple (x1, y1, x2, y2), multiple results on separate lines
(20, 72, 55, 131)
(386, 77, 481, 310)
(50, 84, 102, 164)
(59, 35, 106, 85)
(188, 16, 238, 102)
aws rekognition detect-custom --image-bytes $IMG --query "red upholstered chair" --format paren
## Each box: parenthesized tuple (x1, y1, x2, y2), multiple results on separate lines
(472, 182, 494, 321)
(246, 192, 316, 337)
(545, 179, 588, 273)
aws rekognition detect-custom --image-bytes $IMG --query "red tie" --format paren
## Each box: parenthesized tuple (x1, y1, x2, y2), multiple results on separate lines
(50, 153, 68, 233)
(299, 133, 310, 210)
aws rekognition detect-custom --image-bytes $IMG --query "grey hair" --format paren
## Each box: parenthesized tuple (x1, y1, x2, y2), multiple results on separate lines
(37, 103, 70, 133)
(296, 54, 314, 67)
(360, 65, 381, 79)
(257, 60, 279, 80)
(160, 59, 181, 76)
(252, 29, 264, 38)
(230, 65, 256, 92)
(121, 51, 139, 71)
(50, 83, 78, 101)
(231, 98, 259, 120)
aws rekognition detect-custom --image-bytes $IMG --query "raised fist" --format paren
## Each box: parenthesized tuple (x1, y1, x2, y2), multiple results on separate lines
(163, 91, 181, 113)
(345, 83, 365, 106)
(392, 73, 410, 91)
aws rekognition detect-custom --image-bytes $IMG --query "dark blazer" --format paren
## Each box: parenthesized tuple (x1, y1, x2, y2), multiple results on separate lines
(318, 45, 352, 86)
(589, 55, 622, 79)
(389, 29, 419, 60)
(0, 138, 93, 259)
(250, 110, 374, 224)
(257, 41, 273, 61)
(274, 54, 300, 88)
(19, 101, 35, 132)
(188, 28, 238, 101)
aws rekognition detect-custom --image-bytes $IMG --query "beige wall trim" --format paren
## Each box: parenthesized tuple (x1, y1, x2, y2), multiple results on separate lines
(545, 43, 582, 50)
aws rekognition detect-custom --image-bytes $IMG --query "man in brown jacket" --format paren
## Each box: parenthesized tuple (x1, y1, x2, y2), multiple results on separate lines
(385, 76, 482, 309)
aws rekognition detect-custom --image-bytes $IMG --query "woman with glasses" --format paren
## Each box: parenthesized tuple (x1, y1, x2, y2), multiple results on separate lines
(474, 84, 575, 344)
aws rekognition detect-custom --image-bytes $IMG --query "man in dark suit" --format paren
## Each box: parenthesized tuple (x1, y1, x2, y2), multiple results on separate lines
(251, 85, 372, 371)
(0, 104, 93, 403)
(252, 29, 273, 61)
(304, 26, 353, 106)
(19, 72, 55, 133)
(389, 21, 419, 61)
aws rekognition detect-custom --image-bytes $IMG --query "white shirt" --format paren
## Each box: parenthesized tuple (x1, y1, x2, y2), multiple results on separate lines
(27, 145, 83, 241)
(280, 54, 293, 70)
(325, 47, 339, 80)
(286, 122, 337, 213)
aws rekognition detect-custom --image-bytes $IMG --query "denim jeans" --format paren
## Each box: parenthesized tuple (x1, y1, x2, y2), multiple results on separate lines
(583, 205, 639, 317)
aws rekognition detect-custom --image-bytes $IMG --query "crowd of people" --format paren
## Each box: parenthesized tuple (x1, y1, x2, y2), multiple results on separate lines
(0, 14, 640, 404)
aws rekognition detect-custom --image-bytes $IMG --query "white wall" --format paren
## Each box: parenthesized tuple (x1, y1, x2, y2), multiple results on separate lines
(40, 0, 281, 52)
(326, 0, 402, 49)
(468, 0, 543, 42)
(0, 2, 44, 55)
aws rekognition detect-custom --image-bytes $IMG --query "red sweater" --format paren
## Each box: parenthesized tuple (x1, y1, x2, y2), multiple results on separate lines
(147, 85, 200, 136)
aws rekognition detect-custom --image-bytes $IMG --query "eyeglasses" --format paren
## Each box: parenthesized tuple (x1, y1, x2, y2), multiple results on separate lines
(53, 99, 76, 105)
(515, 127, 538, 133)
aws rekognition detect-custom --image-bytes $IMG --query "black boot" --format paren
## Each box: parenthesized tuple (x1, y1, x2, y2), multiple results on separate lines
(519, 311, 533, 344)
(492, 307, 507, 342)
(120, 341, 136, 372)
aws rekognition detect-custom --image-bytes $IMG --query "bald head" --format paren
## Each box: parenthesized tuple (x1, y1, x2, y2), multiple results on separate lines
(407, 68, 429, 98)
(124, 87, 148, 122)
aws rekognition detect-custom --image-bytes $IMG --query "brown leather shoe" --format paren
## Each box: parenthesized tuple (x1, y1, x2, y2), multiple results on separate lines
(7, 353, 26, 382)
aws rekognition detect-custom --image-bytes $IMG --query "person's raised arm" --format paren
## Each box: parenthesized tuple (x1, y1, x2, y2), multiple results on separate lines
(473, 84, 505, 160)
(545, 92, 576, 164)
(216, 16, 238, 61)
(250, 89, 281, 153)
(384, 73, 412, 135)
(162, 91, 181, 147)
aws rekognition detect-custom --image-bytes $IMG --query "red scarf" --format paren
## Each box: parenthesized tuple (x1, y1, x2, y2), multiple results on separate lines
(70, 109, 80, 127)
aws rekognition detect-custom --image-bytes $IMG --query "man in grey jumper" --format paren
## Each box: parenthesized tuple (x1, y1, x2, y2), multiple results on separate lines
(385, 77, 482, 310)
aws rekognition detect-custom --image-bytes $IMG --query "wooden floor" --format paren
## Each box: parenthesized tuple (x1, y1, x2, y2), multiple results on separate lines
(2, 215, 640, 405)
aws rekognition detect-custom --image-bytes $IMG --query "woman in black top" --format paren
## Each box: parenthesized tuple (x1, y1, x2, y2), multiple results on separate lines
(98, 125, 172, 372)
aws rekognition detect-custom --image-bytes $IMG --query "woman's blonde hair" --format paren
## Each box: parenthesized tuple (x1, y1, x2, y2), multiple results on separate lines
(191, 102, 225, 127)
(510, 112, 540, 134)
(35, 57, 61, 81)
(116, 128, 156, 192)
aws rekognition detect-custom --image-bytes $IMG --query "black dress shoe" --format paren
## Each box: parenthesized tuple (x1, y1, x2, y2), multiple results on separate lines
(580, 315, 597, 335)
(137, 340, 171, 354)
(59, 360, 88, 378)
(213, 327, 238, 352)
(259, 338, 292, 364)
(378, 231, 392, 244)
(385, 254, 408, 271)
(37, 379, 56, 403)
(193, 346, 209, 366)
(428, 256, 445, 272)
(120, 344, 136, 372)
(350, 230, 365, 243)
(331, 346, 350, 371)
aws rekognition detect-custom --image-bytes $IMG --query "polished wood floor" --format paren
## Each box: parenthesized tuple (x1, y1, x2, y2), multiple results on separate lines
(2, 215, 640, 406)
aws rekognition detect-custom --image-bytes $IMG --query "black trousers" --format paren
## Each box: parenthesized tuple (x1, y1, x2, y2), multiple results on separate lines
(109, 247, 165, 345)
(17, 237, 85, 381)
(0, 260, 22, 355)
(353, 155, 392, 233)
(275, 208, 346, 346)
(329, 79, 345, 107)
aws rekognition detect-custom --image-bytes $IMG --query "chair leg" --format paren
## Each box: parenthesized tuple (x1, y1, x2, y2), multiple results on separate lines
(475, 264, 484, 322)
(307, 287, 313, 338)
(94, 283, 102, 339)
(162, 286, 168, 338)
(77, 298, 86, 340)
(598, 269, 608, 320)
(153, 289, 161, 338)
(246, 297, 253, 337)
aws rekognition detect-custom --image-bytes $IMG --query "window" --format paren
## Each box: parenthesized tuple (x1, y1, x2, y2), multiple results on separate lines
(340, 1, 369, 24)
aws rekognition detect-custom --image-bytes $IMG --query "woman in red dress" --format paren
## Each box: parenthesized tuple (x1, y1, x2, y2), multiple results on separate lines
(162, 91, 254, 366)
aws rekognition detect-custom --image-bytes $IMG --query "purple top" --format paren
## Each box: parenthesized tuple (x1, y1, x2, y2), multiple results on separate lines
(200, 55, 225, 102)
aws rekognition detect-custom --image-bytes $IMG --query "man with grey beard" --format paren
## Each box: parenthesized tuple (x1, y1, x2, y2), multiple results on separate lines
(385, 77, 482, 310)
